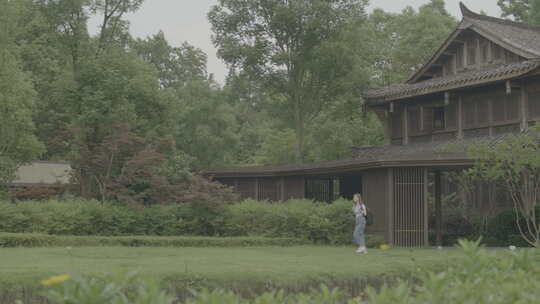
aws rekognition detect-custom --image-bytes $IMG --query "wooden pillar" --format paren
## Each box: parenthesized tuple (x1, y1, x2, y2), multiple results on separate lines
(457, 96, 464, 139)
(280, 177, 285, 202)
(423, 168, 429, 247)
(255, 177, 259, 200)
(475, 38, 481, 66)
(387, 168, 394, 245)
(487, 41, 493, 62)
(463, 41, 468, 67)
(521, 85, 528, 131)
(403, 105, 409, 145)
(435, 170, 443, 246)
(328, 178, 334, 203)
(488, 97, 494, 136)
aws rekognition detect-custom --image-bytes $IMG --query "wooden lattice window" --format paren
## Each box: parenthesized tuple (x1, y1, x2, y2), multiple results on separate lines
(237, 179, 256, 200)
(433, 107, 445, 130)
(463, 99, 476, 128)
(462, 93, 492, 128)
(492, 43, 502, 60)
(456, 46, 464, 69)
(305, 179, 336, 203)
(408, 106, 422, 135)
(492, 91, 520, 122)
(480, 40, 489, 63)
(258, 178, 281, 201)
(492, 95, 506, 122)
(467, 42, 476, 66)
(423, 106, 434, 132)
(477, 100, 490, 124)
(505, 51, 519, 63)
(529, 91, 540, 118)
(446, 100, 458, 129)
(391, 109, 403, 139)
(506, 91, 520, 121)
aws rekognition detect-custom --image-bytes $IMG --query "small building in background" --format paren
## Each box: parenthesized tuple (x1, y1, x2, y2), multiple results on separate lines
(10, 161, 72, 200)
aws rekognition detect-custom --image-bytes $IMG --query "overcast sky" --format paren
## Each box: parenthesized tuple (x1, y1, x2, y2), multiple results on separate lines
(91, 0, 502, 84)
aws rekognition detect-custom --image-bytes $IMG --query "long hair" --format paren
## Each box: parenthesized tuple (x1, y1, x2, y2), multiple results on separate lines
(353, 193, 363, 205)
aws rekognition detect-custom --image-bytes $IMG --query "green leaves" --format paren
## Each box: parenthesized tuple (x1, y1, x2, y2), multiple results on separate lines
(0, 2, 45, 187)
(467, 126, 540, 247)
(365, 1, 457, 86)
(44, 272, 176, 304)
(367, 240, 540, 304)
(209, 0, 370, 162)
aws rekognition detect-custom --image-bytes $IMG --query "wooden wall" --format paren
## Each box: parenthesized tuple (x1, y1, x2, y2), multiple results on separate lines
(527, 78, 540, 123)
(283, 176, 305, 200)
(361, 169, 391, 242)
(385, 81, 530, 145)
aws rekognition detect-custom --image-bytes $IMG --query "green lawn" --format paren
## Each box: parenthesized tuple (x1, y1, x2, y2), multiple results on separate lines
(0, 246, 461, 288)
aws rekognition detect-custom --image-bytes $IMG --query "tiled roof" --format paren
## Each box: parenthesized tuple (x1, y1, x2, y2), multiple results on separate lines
(461, 4, 540, 58)
(351, 133, 512, 160)
(364, 60, 540, 104)
(205, 134, 517, 178)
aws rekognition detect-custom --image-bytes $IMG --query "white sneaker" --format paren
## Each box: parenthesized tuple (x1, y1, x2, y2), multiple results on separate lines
(356, 246, 367, 254)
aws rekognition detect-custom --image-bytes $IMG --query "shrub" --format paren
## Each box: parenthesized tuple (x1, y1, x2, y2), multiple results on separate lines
(366, 240, 540, 304)
(41, 273, 348, 304)
(0, 198, 382, 246)
(0, 233, 307, 248)
(484, 210, 531, 247)
(221, 199, 361, 245)
(43, 273, 175, 304)
(440, 213, 476, 246)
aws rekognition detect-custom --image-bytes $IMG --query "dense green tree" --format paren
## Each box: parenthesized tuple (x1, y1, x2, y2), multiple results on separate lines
(132, 31, 208, 89)
(173, 80, 240, 169)
(209, 0, 370, 163)
(133, 33, 240, 169)
(497, 0, 540, 25)
(498, 0, 530, 22)
(307, 111, 384, 162)
(0, 0, 44, 188)
(528, 0, 540, 25)
(219, 72, 276, 165)
(91, 0, 145, 52)
(367, 0, 457, 86)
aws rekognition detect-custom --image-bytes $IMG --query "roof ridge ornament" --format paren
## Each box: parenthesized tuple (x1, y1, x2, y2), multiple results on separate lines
(459, 2, 476, 19)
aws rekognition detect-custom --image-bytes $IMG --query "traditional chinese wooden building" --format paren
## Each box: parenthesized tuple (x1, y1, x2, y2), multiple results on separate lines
(206, 3, 540, 247)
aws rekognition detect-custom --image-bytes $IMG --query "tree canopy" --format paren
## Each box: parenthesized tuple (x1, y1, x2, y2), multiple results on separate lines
(0, 0, 463, 201)
(497, 0, 540, 25)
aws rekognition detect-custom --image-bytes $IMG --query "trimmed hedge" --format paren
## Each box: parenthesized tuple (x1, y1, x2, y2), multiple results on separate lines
(221, 199, 358, 244)
(0, 199, 385, 246)
(0, 233, 308, 248)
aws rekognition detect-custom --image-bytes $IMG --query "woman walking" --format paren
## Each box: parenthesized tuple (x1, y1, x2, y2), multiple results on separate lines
(353, 193, 367, 254)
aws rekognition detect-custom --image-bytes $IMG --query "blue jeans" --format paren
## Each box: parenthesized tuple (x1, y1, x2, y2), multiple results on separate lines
(353, 215, 366, 246)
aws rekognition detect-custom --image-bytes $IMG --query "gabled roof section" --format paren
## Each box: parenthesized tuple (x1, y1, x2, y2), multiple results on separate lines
(407, 2, 540, 84)
(459, 3, 540, 58)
